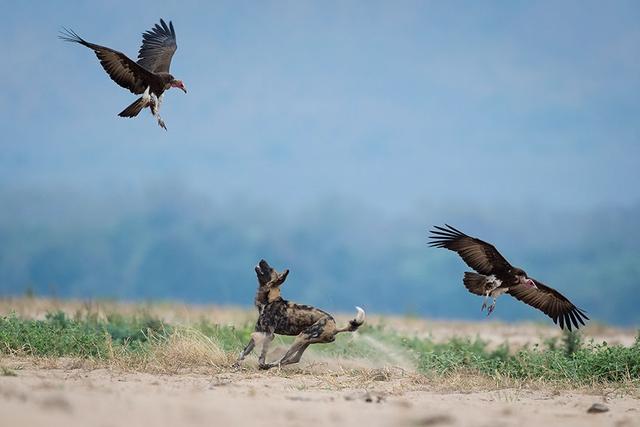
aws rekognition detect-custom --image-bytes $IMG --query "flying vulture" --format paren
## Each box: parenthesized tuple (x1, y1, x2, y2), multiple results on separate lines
(59, 19, 186, 130)
(429, 224, 588, 330)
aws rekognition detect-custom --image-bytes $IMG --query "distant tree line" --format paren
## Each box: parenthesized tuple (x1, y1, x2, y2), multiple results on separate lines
(0, 191, 638, 326)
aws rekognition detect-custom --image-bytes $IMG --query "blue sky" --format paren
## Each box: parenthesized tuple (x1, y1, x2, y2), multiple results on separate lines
(1, 0, 639, 215)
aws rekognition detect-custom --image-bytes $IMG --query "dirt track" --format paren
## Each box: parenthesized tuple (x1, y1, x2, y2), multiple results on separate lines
(0, 363, 638, 427)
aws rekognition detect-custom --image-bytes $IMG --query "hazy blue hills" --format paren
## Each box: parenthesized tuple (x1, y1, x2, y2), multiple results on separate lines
(1, 189, 638, 326)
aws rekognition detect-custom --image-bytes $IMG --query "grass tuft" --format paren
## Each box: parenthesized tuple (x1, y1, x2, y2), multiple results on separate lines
(141, 328, 236, 373)
(1, 366, 17, 376)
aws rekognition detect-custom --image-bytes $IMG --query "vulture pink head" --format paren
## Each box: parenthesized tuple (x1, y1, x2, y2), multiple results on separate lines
(171, 79, 187, 93)
(513, 267, 537, 289)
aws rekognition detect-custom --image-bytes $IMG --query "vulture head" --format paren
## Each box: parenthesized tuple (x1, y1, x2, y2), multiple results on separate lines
(170, 78, 187, 93)
(512, 267, 537, 288)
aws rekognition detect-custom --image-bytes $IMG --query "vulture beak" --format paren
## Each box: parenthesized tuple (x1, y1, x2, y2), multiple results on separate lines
(180, 86, 187, 94)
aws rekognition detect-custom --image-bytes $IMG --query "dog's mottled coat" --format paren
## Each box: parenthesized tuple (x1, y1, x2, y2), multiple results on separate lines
(235, 259, 365, 369)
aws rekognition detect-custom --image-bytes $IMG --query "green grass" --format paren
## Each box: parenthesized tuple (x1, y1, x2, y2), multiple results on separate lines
(1, 311, 639, 386)
(405, 332, 640, 383)
(0, 311, 170, 357)
(192, 318, 252, 352)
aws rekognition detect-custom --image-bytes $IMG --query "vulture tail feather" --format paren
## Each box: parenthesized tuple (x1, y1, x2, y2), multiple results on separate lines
(463, 272, 487, 296)
(118, 97, 148, 118)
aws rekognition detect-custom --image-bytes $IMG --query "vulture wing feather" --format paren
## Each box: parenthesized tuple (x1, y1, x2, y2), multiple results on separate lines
(429, 224, 513, 275)
(59, 28, 153, 94)
(137, 19, 177, 73)
(507, 278, 588, 330)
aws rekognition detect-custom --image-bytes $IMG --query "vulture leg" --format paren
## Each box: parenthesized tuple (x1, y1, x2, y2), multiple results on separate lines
(150, 93, 167, 130)
(487, 287, 506, 316)
(481, 291, 490, 312)
(487, 299, 496, 316)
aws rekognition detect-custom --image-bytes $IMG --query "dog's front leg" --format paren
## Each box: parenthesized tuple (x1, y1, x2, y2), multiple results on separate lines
(235, 337, 256, 366)
(257, 332, 274, 369)
(235, 331, 270, 367)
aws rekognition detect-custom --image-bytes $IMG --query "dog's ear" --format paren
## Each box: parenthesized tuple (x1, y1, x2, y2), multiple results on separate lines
(267, 268, 289, 288)
(277, 269, 290, 286)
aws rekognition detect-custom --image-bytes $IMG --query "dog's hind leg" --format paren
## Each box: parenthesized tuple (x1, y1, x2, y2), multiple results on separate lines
(266, 317, 335, 369)
(267, 336, 311, 368)
(279, 341, 311, 367)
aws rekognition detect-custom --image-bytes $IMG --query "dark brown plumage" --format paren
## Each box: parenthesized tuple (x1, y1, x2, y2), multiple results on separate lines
(59, 19, 186, 130)
(429, 224, 588, 330)
(137, 20, 177, 73)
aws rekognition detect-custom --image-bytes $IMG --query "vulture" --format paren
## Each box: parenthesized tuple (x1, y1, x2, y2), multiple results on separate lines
(429, 224, 588, 330)
(59, 19, 186, 130)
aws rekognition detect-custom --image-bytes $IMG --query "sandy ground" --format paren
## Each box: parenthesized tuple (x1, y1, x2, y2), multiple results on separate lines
(0, 363, 638, 427)
(1, 298, 638, 426)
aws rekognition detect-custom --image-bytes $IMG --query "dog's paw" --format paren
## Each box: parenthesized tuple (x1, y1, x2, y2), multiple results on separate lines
(258, 363, 272, 370)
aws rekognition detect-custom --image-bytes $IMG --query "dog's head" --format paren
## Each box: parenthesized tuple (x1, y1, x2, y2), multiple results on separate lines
(254, 259, 289, 305)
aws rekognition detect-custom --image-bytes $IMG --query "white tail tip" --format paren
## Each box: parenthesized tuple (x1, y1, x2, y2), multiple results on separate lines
(355, 306, 366, 324)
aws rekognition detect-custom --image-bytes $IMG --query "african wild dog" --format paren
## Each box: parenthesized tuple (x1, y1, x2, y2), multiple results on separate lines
(235, 259, 366, 369)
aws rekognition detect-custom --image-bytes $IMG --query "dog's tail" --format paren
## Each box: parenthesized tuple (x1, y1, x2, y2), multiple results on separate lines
(337, 306, 366, 333)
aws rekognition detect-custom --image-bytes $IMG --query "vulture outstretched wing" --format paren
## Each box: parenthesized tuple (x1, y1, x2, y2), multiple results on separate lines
(429, 224, 513, 275)
(137, 19, 177, 73)
(59, 28, 153, 95)
(508, 279, 588, 330)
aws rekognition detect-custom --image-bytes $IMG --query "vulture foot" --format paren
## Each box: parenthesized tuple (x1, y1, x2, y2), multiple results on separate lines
(487, 303, 496, 316)
(481, 293, 490, 312)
